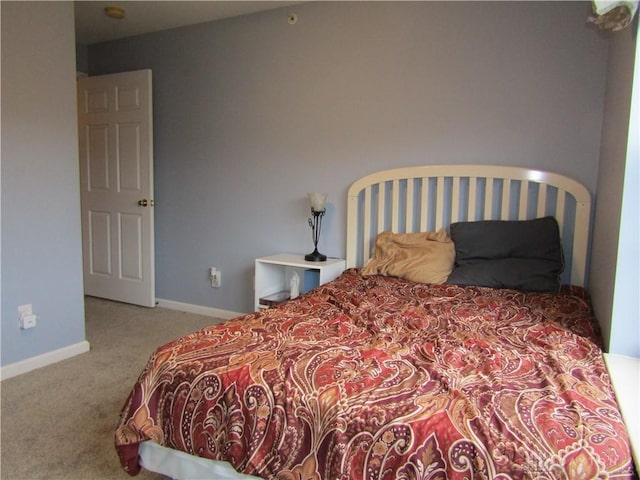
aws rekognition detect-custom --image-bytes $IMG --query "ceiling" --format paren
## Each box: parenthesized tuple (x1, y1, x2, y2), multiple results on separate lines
(75, 1, 302, 45)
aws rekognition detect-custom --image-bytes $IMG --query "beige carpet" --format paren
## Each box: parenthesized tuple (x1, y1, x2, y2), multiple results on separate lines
(1, 296, 227, 480)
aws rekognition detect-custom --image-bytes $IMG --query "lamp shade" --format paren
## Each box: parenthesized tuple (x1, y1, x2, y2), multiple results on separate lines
(307, 192, 327, 212)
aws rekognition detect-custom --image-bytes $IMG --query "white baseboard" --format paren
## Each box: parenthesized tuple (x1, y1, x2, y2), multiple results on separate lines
(156, 298, 246, 321)
(1, 340, 91, 381)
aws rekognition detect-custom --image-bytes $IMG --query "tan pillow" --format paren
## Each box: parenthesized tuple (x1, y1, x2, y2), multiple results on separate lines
(361, 229, 455, 284)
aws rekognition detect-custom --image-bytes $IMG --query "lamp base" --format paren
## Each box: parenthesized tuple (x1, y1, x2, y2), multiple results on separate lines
(305, 249, 327, 262)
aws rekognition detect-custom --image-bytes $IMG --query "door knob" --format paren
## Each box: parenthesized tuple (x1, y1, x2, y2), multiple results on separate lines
(138, 199, 154, 207)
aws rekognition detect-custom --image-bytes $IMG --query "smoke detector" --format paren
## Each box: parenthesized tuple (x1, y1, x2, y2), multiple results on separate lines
(104, 6, 125, 20)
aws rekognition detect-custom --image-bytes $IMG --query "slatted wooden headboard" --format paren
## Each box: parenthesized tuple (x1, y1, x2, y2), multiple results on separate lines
(346, 165, 592, 287)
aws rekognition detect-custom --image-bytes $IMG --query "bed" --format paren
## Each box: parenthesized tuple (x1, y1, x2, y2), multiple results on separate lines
(116, 165, 637, 480)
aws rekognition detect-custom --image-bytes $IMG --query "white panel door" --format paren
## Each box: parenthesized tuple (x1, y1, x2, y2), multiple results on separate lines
(78, 70, 155, 307)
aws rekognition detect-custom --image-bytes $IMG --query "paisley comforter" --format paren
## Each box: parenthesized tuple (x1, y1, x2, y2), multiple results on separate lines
(116, 269, 636, 479)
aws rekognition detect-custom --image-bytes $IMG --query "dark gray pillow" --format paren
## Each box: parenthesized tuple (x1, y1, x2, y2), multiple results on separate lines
(446, 217, 564, 293)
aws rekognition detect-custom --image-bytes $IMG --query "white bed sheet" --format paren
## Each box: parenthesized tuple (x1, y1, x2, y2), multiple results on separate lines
(139, 441, 261, 480)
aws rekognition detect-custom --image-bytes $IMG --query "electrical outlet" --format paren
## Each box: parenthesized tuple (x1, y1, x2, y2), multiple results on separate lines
(210, 267, 222, 288)
(18, 304, 32, 317)
(18, 304, 36, 329)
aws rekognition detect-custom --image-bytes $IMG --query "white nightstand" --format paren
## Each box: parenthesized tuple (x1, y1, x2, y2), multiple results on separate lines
(254, 254, 346, 311)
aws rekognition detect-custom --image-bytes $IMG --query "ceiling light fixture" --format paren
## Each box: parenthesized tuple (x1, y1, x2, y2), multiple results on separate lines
(104, 6, 125, 20)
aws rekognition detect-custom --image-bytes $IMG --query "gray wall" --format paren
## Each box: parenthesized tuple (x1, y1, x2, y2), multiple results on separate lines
(590, 26, 639, 357)
(1, 2, 86, 366)
(88, 2, 609, 314)
(76, 42, 89, 75)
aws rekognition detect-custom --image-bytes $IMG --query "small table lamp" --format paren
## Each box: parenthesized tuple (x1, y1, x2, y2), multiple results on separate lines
(305, 193, 327, 262)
